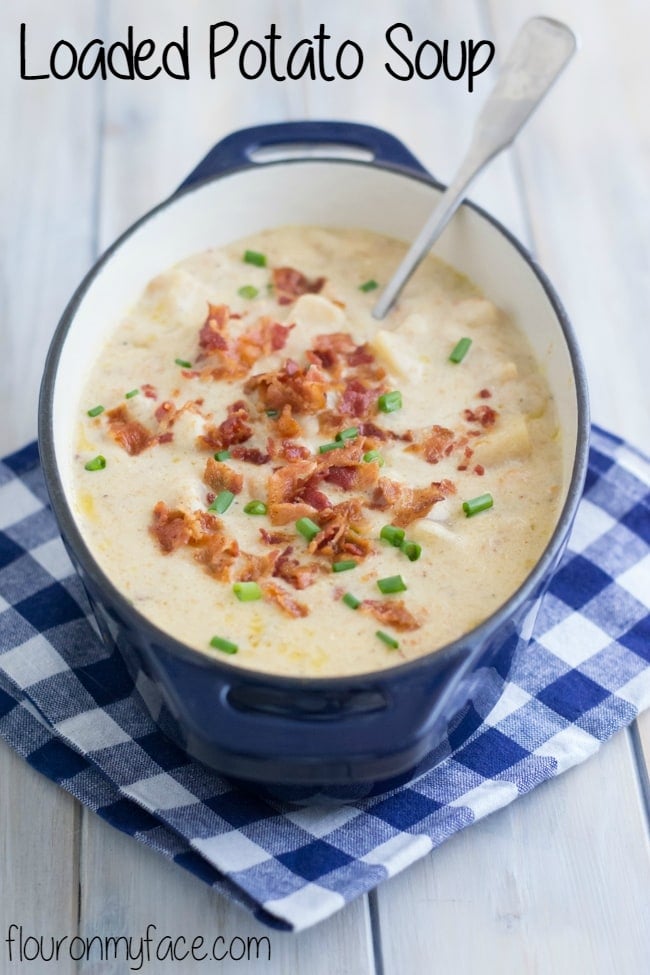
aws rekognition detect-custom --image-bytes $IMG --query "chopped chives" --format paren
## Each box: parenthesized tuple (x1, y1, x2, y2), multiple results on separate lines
(318, 441, 343, 454)
(332, 560, 357, 573)
(214, 450, 231, 461)
(233, 581, 262, 602)
(462, 492, 494, 517)
(359, 279, 379, 292)
(336, 427, 359, 442)
(87, 405, 104, 417)
(266, 409, 279, 419)
(210, 635, 238, 654)
(175, 357, 192, 368)
(377, 574, 407, 594)
(380, 525, 405, 547)
(400, 540, 422, 562)
(84, 455, 106, 471)
(125, 388, 139, 399)
(363, 450, 384, 466)
(244, 500, 268, 515)
(376, 630, 399, 650)
(243, 249, 267, 267)
(449, 337, 472, 364)
(296, 517, 320, 542)
(238, 284, 259, 299)
(378, 390, 402, 413)
(342, 592, 361, 610)
(209, 490, 235, 514)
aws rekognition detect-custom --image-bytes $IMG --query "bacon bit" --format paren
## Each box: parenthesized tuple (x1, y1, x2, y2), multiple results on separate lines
(142, 383, 158, 400)
(260, 528, 292, 546)
(244, 360, 329, 415)
(199, 303, 230, 353)
(360, 599, 421, 632)
(273, 546, 321, 590)
(237, 317, 295, 368)
(236, 549, 280, 582)
(278, 439, 311, 462)
(299, 476, 330, 511)
(464, 405, 498, 428)
(309, 498, 373, 561)
(229, 446, 270, 465)
(106, 405, 154, 456)
(203, 457, 244, 495)
(357, 421, 393, 442)
(276, 403, 301, 438)
(474, 464, 485, 476)
(272, 266, 325, 304)
(339, 378, 379, 419)
(347, 343, 375, 367)
(198, 400, 253, 451)
(206, 492, 215, 504)
(181, 369, 201, 379)
(194, 534, 239, 581)
(155, 401, 175, 424)
(158, 432, 174, 444)
(261, 580, 309, 618)
(310, 332, 356, 374)
(478, 388, 492, 399)
(268, 501, 320, 526)
(406, 425, 456, 464)
(369, 478, 456, 527)
(267, 458, 317, 505)
(324, 462, 380, 493)
(150, 502, 192, 553)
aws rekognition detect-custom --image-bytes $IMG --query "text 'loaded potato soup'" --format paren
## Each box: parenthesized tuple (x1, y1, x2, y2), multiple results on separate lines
(73, 227, 562, 677)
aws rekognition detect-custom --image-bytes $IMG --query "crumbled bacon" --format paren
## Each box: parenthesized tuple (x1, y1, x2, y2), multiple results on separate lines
(106, 405, 153, 456)
(150, 502, 192, 553)
(142, 383, 157, 400)
(236, 549, 279, 582)
(194, 534, 239, 581)
(464, 405, 498, 427)
(277, 439, 311, 462)
(369, 478, 456, 527)
(276, 403, 301, 438)
(267, 458, 317, 506)
(338, 379, 379, 419)
(347, 343, 375, 367)
(309, 332, 356, 374)
(199, 400, 253, 451)
(198, 303, 230, 353)
(272, 266, 325, 304)
(149, 503, 238, 582)
(299, 476, 330, 511)
(155, 401, 175, 424)
(308, 498, 372, 560)
(273, 546, 321, 590)
(474, 464, 485, 476)
(261, 580, 309, 618)
(229, 446, 270, 465)
(268, 501, 320, 526)
(244, 360, 328, 415)
(478, 388, 492, 399)
(361, 599, 421, 631)
(203, 457, 243, 495)
(324, 462, 379, 494)
(260, 528, 292, 546)
(406, 425, 456, 464)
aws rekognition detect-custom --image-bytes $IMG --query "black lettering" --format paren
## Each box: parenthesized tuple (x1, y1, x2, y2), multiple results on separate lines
(143, 924, 156, 963)
(265, 24, 285, 81)
(248, 935, 272, 961)
(69, 936, 86, 962)
(20, 23, 49, 79)
(127, 936, 145, 973)
(50, 39, 77, 80)
(156, 936, 173, 961)
(213, 935, 227, 962)
(134, 40, 161, 80)
(336, 40, 363, 80)
(105, 27, 135, 80)
(229, 936, 246, 962)
(385, 23, 414, 80)
(84, 935, 103, 964)
(105, 936, 130, 962)
(162, 25, 190, 80)
(78, 39, 107, 80)
(240, 38, 266, 79)
(172, 935, 189, 961)
(442, 39, 467, 82)
(415, 39, 442, 80)
(54, 935, 68, 960)
(468, 39, 495, 92)
(209, 21, 238, 79)
(191, 935, 207, 961)
(40, 936, 56, 962)
(315, 24, 335, 81)
(22, 936, 40, 962)
(287, 39, 315, 80)
(5, 924, 18, 962)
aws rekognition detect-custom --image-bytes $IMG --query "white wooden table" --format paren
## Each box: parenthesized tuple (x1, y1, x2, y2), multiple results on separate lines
(2, 2, 649, 972)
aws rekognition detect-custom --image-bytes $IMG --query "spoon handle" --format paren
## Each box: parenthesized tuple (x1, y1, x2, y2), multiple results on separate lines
(372, 17, 577, 320)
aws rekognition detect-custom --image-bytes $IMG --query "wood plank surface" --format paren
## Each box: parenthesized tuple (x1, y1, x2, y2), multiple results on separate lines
(0, 1, 648, 973)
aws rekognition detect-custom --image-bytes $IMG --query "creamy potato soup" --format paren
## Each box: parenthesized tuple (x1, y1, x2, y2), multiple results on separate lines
(73, 227, 562, 677)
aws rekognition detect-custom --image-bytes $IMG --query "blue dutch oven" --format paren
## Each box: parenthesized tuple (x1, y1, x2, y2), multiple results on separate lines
(39, 121, 589, 799)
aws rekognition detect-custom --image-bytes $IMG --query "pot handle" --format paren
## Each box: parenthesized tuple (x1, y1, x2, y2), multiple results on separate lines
(178, 121, 429, 191)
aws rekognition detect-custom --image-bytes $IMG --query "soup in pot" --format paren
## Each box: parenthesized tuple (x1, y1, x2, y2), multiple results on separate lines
(72, 227, 562, 677)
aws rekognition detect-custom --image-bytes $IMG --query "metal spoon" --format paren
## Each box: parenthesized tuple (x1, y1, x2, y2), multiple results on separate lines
(372, 17, 577, 320)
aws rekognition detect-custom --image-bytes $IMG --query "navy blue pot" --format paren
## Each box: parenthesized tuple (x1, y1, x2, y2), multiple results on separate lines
(39, 122, 589, 800)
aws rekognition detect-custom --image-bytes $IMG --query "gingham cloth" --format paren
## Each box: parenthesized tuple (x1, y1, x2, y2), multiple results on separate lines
(0, 425, 648, 931)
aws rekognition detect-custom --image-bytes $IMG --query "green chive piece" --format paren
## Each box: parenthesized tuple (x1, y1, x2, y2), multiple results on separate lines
(376, 630, 399, 650)
(84, 455, 106, 472)
(449, 337, 472, 364)
(266, 409, 279, 419)
(359, 279, 379, 292)
(210, 635, 238, 654)
(342, 592, 361, 610)
(377, 574, 407, 595)
(462, 492, 494, 517)
(378, 390, 402, 413)
(244, 500, 268, 516)
(243, 249, 267, 267)
(209, 490, 235, 514)
(238, 284, 259, 300)
(332, 560, 357, 573)
(214, 450, 231, 461)
(336, 427, 359, 442)
(400, 540, 422, 562)
(296, 517, 320, 542)
(125, 388, 139, 399)
(380, 525, 405, 547)
(233, 581, 262, 602)
(318, 441, 344, 454)
(363, 450, 384, 466)
(87, 405, 104, 418)
(175, 357, 192, 369)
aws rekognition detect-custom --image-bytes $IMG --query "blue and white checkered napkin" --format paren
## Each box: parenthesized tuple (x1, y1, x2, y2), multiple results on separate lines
(0, 426, 648, 931)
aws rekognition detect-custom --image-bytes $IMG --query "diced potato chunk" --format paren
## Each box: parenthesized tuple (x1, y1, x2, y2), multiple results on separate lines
(472, 414, 531, 466)
(371, 328, 424, 380)
(285, 295, 346, 355)
(454, 297, 500, 329)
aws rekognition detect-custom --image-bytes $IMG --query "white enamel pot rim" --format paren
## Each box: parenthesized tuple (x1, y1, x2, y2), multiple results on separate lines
(39, 150, 590, 691)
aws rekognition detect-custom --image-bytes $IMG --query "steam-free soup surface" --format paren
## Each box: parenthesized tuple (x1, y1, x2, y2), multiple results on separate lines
(72, 227, 561, 676)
